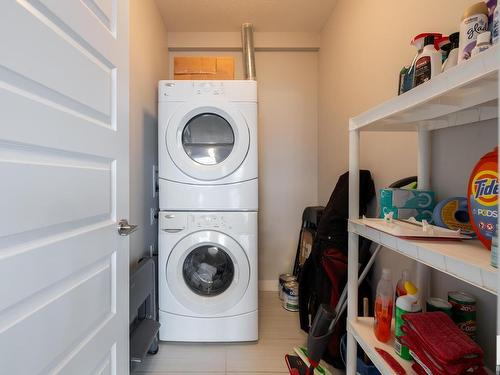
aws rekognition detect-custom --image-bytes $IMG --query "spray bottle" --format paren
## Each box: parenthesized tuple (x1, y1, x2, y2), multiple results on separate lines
(414, 35, 442, 87)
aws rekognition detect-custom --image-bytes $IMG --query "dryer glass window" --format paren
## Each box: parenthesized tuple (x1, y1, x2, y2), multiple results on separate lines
(183, 245, 234, 296)
(182, 113, 234, 165)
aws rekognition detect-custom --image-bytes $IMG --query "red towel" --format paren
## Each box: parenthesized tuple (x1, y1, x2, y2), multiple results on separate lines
(402, 312, 483, 363)
(411, 362, 429, 375)
(410, 361, 487, 375)
(402, 328, 483, 375)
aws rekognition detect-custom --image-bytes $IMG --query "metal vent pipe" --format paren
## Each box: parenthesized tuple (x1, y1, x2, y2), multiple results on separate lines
(241, 23, 256, 80)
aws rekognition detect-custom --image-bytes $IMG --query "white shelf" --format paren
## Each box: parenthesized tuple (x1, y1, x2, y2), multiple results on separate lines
(349, 45, 499, 132)
(349, 218, 497, 294)
(347, 318, 415, 375)
(348, 317, 495, 375)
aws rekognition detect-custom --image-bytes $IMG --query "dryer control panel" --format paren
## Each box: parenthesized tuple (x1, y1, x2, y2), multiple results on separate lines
(158, 80, 257, 102)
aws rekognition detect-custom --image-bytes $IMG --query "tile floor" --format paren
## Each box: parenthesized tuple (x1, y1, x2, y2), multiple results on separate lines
(132, 292, 341, 374)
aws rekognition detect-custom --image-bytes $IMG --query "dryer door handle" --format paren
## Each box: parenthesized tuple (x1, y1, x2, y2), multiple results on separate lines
(162, 228, 184, 233)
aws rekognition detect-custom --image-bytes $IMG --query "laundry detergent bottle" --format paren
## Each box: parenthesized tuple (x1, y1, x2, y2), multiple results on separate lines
(374, 269, 394, 343)
(468, 147, 498, 249)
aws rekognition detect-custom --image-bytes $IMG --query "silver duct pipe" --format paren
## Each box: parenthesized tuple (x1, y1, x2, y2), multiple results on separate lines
(241, 23, 256, 80)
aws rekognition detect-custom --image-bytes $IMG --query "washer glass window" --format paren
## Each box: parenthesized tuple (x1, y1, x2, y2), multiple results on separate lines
(183, 245, 235, 296)
(182, 113, 235, 165)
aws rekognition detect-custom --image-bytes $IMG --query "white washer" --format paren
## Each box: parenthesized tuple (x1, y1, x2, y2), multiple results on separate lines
(158, 80, 258, 211)
(158, 211, 258, 342)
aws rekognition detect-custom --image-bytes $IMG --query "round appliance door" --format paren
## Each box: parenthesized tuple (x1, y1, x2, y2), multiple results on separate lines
(166, 102, 250, 181)
(166, 231, 250, 315)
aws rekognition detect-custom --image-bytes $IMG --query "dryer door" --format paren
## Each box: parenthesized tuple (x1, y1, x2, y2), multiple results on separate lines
(166, 230, 250, 315)
(165, 101, 250, 181)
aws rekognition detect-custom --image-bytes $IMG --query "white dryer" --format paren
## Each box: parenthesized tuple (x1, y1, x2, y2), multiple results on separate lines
(158, 80, 258, 211)
(158, 211, 258, 342)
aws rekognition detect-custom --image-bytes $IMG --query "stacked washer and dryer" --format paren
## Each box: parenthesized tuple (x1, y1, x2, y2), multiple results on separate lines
(157, 80, 258, 342)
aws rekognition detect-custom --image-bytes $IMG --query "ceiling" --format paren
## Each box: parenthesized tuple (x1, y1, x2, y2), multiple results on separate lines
(155, 0, 337, 32)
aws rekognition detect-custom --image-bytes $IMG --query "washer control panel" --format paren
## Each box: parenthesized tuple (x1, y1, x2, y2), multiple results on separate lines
(190, 214, 231, 230)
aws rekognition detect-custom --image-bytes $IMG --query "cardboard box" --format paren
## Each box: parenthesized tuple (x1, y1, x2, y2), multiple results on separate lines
(174, 56, 234, 80)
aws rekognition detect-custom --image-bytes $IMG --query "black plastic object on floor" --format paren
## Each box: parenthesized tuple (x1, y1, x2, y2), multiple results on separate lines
(306, 304, 337, 369)
(292, 206, 325, 278)
(285, 354, 308, 375)
(130, 257, 160, 364)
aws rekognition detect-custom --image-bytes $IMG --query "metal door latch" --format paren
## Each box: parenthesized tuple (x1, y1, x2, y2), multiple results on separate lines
(118, 219, 138, 236)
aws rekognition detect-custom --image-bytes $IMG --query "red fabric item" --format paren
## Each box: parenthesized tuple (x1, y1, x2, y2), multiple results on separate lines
(402, 329, 483, 375)
(402, 312, 483, 363)
(410, 354, 487, 375)
(375, 348, 406, 375)
(411, 362, 429, 375)
(320, 248, 348, 365)
(321, 249, 348, 307)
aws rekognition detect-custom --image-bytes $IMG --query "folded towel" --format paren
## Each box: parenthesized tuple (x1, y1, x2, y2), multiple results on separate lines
(402, 329, 483, 375)
(402, 312, 483, 363)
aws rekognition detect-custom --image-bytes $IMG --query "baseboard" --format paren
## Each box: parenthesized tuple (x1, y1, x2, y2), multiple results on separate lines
(258, 279, 278, 291)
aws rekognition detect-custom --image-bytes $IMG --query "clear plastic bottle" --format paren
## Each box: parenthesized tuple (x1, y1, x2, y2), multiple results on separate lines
(374, 269, 394, 343)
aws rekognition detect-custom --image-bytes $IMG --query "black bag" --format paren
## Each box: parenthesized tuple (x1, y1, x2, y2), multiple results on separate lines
(299, 170, 375, 368)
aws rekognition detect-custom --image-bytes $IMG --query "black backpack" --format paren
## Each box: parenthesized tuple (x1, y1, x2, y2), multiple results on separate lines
(298, 170, 375, 368)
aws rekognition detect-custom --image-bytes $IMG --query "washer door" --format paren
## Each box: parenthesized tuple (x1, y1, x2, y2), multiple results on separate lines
(166, 231, 250, 315)
(166, 102, 250, 181)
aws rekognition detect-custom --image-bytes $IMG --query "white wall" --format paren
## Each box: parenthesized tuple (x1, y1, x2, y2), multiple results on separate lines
(129, 0, 169, 268)
(318, 0, 496, 368)
(168, 33, 319, 288)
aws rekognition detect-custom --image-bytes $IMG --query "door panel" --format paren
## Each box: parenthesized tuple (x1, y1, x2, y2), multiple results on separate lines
(2, 259, 112, 374)
(0, 1, 129, 374)
(0, 151, 112, 237)
(0, 2, 114, 122)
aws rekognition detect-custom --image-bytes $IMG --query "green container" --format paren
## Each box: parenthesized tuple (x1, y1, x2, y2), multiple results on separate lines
(448, 291, 476, 340)
(426, 297, 452, 316)
(394, 295, 421, 360)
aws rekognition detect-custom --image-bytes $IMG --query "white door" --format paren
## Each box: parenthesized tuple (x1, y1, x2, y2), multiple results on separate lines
(165, 101, 250, 181)
(0, 1, 129, 374)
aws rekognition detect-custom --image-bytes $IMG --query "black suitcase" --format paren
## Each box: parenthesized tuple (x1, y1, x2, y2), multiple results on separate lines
(292, 206, 325, 278)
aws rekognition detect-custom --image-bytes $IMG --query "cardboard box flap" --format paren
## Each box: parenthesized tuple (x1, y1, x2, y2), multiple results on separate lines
(174, 57, 217, 75)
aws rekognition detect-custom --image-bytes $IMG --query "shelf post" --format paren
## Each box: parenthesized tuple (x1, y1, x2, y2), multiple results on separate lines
(417, 126, 431, 302)
(347, 128, 360, 375)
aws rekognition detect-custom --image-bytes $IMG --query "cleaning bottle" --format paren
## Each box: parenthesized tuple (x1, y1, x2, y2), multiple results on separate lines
(471, 31, 492, 56)
(493, 4, 499, 45)
(374, 269, 394, 343)
(408, 33, 441, 90)
(394, 282, 421, 360)
(414, 35, 442, 87)
(395, 269, 410, 299)
(442, 32, 460, 71)
(458, 2, 489, 62)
